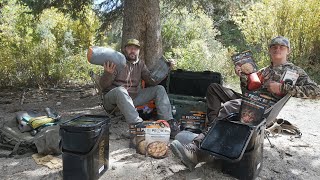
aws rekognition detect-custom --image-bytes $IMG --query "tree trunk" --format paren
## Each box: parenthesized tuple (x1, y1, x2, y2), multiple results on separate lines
(122, 0, 162, 68)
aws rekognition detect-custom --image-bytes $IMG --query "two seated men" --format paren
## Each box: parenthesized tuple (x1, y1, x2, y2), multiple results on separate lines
(99, 36, 320, 170)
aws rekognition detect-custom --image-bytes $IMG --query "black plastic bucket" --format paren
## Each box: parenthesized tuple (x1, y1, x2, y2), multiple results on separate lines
(220, 126, 265, 180)
(60, 115, 110, 180)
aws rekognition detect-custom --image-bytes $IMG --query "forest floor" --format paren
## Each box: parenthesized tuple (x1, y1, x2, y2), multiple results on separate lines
(0, 85, 320, 180)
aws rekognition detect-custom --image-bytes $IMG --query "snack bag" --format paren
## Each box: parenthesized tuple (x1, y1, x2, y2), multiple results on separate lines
(135, 121, 154, 151)
(179, 111, 206, 133)
(136, 120, 170, 158)
(231, 50, 258, 75)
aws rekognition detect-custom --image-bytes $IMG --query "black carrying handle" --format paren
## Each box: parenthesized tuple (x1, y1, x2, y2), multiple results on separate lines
(61, 123, 107, 159)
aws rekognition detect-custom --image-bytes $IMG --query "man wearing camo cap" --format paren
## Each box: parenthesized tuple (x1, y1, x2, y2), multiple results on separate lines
(100, 38, 179, 140)
(170, 36, 320, 170)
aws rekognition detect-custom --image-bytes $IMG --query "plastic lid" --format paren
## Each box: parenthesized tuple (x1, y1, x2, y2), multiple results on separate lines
(61, 115, 108, 130)
(201, 120, 253, 161)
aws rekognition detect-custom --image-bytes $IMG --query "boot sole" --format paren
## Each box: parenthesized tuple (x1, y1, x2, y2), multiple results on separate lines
(170, 140, 196, 171)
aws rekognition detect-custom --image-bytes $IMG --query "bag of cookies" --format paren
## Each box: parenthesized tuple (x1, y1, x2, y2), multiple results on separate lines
(135, 121, 154, 152)
(136, 120, 170, 158)
(231, 50, 258, 75)
(129, 123, 137, 148)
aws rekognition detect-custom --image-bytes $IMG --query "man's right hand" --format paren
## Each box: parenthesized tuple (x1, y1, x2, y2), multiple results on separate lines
(103, 61, 116, 74)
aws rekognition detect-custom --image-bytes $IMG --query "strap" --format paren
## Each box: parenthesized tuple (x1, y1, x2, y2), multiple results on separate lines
(8, 141, 22, 157)
(281, 123, 302, 138)
(266, 118, 302, 137)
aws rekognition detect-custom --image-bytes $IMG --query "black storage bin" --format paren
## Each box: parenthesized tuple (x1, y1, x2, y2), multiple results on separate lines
(165, 70, 222, 133)
(168, 70, 222, 97)
(220, 126, 265, 180)
(60, 115, 110, 180)
(169, 94, 207, 123)
(200, 114, 265, 180)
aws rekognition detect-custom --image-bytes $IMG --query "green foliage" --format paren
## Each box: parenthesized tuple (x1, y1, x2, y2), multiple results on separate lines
(0, 1, 100, 87)
(20, 0, 93, 19)
(215, 20, 247, 52)
(21, 0, 124, 40)
(233, 0, 320, 82)
(5, 0, 319, 87)
(161, 6, 230, 78)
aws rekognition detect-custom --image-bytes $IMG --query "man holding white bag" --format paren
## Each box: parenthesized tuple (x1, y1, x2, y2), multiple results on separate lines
(99, 38, 179, 138)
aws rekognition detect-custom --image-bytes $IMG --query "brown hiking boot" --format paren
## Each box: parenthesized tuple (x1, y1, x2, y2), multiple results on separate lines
(167, 119, 180, 139)
(170, 140, 199, 171)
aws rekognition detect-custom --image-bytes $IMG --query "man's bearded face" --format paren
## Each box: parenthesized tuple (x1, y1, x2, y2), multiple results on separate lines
(125, 45, 140, 61)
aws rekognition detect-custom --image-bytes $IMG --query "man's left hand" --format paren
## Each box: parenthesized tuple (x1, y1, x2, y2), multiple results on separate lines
(167, 59, 176, 70)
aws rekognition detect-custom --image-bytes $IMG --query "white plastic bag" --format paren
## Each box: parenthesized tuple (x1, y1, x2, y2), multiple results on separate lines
(87, 46, 126, 72)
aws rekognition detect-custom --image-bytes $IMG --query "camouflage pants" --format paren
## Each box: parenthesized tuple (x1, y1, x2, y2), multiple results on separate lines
(206, 83, 241, 123)
(194, 83, 242, 144)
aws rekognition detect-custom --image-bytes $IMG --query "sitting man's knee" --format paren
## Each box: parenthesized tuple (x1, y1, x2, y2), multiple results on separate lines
(155, 85, 166, 92)
(103, 86, 130, 100)
(222, 99, 241, 112)
(113, 86, 128, 94)
(156, 85, 166, 91)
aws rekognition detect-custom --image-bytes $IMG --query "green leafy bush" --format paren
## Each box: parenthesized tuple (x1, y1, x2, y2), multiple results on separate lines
(161, 6, 231, 78)
(233, 0, 320, 82)
(0, 1, 100, 87)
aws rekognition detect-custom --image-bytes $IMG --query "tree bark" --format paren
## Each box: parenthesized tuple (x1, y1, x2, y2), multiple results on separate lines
(122, 0, 162, 68)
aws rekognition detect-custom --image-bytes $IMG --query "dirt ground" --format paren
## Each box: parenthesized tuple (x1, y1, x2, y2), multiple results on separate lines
(0, 86, 320, 180)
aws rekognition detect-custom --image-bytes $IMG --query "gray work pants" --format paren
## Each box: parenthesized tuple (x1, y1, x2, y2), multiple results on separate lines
(102, 85, 173, 124)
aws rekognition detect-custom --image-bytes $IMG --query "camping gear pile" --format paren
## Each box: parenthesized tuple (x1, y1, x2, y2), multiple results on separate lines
(0, 108, 61, 157)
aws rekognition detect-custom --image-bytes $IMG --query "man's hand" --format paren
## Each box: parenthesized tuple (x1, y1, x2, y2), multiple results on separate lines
(167, 59, 176, 70)
(103, 61, 116, 74)
(234, 65, 242, 76)
(266, 81, 282, 94)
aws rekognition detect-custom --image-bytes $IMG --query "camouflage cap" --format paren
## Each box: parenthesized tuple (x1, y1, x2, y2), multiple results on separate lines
(125, 38, 140, 48)
(269, 36, 290, 49)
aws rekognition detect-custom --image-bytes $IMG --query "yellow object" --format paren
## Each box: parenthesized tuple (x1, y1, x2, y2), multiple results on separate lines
(29, 116, 54, 129)
(32, 153, 62, 169)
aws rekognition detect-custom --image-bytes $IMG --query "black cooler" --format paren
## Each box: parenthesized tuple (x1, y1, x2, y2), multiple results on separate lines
(165, 69, 222, 133)
(60, 115, 110, 180)
(200, 113, 265, 180)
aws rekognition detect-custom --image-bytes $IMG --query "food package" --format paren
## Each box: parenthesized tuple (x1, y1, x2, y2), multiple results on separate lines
(136, 120, 170, 158)
(180, 111, 207, 133)
(130, 121, 154, 149)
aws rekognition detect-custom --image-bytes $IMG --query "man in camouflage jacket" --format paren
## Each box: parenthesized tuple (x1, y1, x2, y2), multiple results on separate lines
(206, 36, 320, 123)
(170, 36, 320, 170)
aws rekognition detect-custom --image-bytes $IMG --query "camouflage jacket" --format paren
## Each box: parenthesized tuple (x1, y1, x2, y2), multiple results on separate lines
(240, 62, 320, 100)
